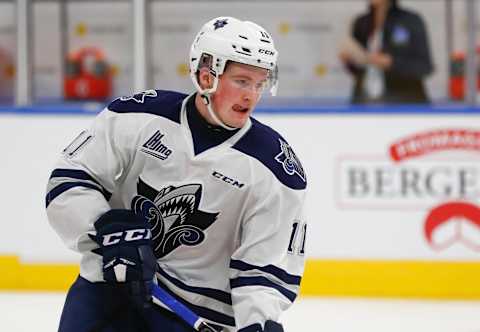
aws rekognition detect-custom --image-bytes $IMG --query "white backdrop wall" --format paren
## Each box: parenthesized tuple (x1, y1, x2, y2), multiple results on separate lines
(0, 0, 475, 101)
(1, 111, 479, 263)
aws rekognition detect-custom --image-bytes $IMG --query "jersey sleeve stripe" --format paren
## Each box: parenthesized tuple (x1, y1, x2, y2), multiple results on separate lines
(230, 276, 297, 302)
(45, 182, 112, 208)
(156, 277, 236, 327)
(230, 259, 301, 285)
(156, 265, 232, 305)
(50, 169, 105, 187)
(50, 168, 111, 196)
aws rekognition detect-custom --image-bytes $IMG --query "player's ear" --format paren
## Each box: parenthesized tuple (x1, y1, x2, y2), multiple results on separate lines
(198, 67, 213, 90)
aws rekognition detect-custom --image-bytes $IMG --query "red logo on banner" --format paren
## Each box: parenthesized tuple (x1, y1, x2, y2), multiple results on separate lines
(389, 129, 480, 162)
(387, 128, 480, 251)
(424, 202, 480, 251)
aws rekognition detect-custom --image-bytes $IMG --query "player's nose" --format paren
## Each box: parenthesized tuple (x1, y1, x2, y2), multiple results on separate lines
(242, 89, 257, 103)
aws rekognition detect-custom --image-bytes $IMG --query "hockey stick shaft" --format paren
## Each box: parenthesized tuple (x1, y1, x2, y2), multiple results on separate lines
(151, 283, 218, 332)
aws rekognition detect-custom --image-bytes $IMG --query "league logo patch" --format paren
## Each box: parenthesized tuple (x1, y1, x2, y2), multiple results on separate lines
(131, 179, 219, 258)
(141, 130, 172, 160)
(275, 139, 306, 182)
(119, 89, 157, 103)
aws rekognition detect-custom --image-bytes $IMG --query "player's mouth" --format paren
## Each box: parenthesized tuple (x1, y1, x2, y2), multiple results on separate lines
(232, 105, 250, 113)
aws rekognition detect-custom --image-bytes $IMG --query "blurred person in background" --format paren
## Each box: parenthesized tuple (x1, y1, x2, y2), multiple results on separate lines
(339, 0, 434, 104)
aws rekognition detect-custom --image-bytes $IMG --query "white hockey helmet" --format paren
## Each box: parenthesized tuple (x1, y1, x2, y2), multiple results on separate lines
(190, 17, 279, 97)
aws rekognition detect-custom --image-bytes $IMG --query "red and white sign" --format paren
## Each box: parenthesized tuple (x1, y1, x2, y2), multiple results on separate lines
(336, 128, 480, 253)
(425, 201, 480, 251)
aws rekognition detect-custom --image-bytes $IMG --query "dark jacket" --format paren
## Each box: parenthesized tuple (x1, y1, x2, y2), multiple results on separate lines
(348, 1, 434, 104)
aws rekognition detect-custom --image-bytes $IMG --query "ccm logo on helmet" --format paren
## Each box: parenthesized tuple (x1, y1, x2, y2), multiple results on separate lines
(259, 49, 275, 56)
(102, 229, 152, 246)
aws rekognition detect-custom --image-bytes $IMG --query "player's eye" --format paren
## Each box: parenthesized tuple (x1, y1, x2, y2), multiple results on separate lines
(234, 79, 249, 88)
(255, 81, 267, 91)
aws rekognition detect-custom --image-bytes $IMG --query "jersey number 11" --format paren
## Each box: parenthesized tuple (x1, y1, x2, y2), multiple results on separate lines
(288, 221, 306, 255)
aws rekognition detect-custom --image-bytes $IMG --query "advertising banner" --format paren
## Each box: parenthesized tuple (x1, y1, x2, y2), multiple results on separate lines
(1, 108, 479, 295)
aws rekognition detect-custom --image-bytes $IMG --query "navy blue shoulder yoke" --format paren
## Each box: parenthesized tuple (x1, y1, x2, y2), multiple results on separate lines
(107, 89, 187, 124)
(233, 118, 307, 190)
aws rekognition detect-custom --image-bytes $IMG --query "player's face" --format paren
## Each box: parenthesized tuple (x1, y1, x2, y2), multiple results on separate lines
(211, 62, 269, 128)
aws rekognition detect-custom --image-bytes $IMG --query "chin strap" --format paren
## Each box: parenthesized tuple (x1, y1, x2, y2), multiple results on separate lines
(200, 93, 238, 131)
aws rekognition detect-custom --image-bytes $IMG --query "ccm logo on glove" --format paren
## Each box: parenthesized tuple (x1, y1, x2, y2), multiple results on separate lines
(101, 228, 152, 246)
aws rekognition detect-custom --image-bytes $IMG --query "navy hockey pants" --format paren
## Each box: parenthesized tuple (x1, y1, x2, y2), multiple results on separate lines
(58, 275, 196, 332)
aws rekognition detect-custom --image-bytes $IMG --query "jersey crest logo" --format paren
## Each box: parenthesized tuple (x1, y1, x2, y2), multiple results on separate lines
(131, 178, 219, 258)
(275, 139, 306, 182)
(141, 130, 173, 160)
(119, 89, 157, 103)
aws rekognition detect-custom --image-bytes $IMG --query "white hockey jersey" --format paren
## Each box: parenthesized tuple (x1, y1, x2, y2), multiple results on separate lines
(46, 90, 307, 331)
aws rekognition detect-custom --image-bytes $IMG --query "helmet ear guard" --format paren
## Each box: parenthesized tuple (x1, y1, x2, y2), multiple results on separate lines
(192, 53, 223, 96)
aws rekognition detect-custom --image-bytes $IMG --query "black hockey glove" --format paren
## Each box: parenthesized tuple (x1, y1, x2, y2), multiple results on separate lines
(264, 320, 284, 332)
(94, 209, 157, 309)
(243, 321, 284, 332)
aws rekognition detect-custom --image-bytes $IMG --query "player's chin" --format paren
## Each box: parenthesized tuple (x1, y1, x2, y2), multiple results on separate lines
(227, 112, 250, 128)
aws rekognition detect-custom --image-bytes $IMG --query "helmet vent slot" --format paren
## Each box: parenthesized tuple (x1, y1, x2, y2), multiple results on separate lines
(235, 50, 252, 57)
(238, 35, 248, 40)
(241, 47, 251, 53)
(260, 39, 271, 43)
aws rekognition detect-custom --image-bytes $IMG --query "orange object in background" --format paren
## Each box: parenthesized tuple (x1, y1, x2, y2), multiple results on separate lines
(0, 46, 14, 101)
(64, 47, 112, 100)
(449, 48, 480, 101)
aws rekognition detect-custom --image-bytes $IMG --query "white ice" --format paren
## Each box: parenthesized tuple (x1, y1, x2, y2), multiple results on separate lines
(1, 292, 480, 332)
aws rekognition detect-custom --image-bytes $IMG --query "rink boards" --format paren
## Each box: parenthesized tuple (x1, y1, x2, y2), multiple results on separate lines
(0, 103, 479, 298)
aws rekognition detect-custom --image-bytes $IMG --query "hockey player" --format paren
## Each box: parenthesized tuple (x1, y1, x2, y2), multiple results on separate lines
(46, 16, 307, 332)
